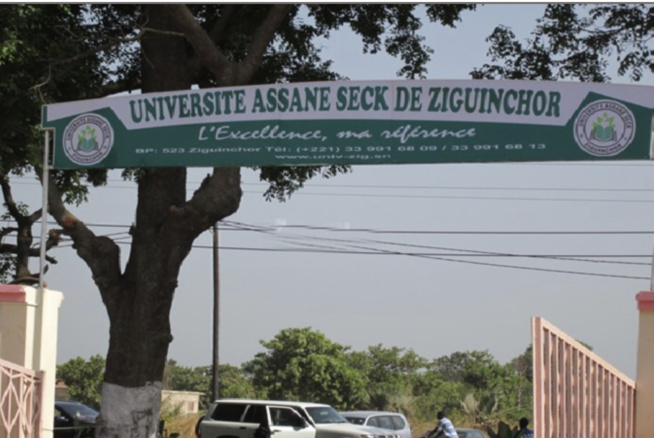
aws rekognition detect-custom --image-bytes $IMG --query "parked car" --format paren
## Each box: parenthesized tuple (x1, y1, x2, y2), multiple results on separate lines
(341, 411, 412, 438)
(54, 400, 99, 438)
(455, 428, 486, 438)
(196, 398, 396, 438)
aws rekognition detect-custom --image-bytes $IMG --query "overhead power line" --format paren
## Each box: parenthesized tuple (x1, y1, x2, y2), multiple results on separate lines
(255, 191, 654, 203)
(2, 217, 650, 280)
(16, 177, 654, 191)
(11, 178, 654, 203)
(40, 231, 654, 262)
(103, 240, 650, 281)
(14, 219, 654, 235)
(26, 219, 654, 276)
(236, 224, 654, 235)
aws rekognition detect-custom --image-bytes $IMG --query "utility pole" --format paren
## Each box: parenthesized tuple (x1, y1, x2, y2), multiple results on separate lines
(212, 222, 220, 401)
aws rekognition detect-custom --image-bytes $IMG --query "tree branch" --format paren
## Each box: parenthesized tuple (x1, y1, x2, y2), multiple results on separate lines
(208, 5, 237, 43)
(186, 4, 237, 80)
(49, 32, 145, 68)
(0, 243, 56, 264)
(174, 167, 242, 236)
(0, 243, 18, 253)
(0, 228, 17, 240)
(1, 178, 25, 223)
(165, 4, 293, 86)
(163, 4, 237, 85)
(40, 172, 122, 293)
(27, 208, 43, 224)
(235, 4, 293, 85)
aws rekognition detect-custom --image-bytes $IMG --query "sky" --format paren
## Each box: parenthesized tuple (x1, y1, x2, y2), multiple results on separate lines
(10, 4, 654, 381)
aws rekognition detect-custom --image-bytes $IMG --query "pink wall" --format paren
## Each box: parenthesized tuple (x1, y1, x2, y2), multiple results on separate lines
(533, 317, 636, 438)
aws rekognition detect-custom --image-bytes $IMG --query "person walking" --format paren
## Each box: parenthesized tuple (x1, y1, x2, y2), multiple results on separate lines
(429, 411, 458, 438)
(515, 417, 534, 438)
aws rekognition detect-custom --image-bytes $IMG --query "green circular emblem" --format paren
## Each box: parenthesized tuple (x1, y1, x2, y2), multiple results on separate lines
(63, 114, 114, 166)
(574, 100, 635, 157)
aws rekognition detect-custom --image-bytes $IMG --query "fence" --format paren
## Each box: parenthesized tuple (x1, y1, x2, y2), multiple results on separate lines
(533, 317, 636, 438)
(0, 357, 42, 438)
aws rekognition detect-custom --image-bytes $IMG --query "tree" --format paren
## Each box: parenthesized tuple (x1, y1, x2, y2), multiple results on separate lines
(430, 350, 531, 425)
(410, 370, 463, 424)
(29, 5, 478, 437)
(214, 364, 257, 401)
(243, 327, 367, 409)
(471, 4, 654, 82)
(347, 344, 427, 411)
(56, 355, 106, 409)
(431, 351, 473, 383)
(163, 361, 255, 410)
(460, 391, 499, 427)
(0, 4, 109, 283)
(163, 360, 212, 407)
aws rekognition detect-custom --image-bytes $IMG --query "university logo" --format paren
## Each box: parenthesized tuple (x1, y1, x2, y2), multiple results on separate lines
(574, 100, 635, 157)
(63, 114, 114, 166)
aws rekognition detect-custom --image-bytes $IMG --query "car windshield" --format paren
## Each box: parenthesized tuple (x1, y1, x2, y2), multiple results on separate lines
(305, 407, 348, 424)
(60, 403, 99, 419)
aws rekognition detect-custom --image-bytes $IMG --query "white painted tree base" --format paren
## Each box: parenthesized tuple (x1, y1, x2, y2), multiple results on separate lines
(97, 381, 162, 438)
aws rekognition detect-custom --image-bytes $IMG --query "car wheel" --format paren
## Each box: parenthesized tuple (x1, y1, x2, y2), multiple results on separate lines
(195, 415, 204, 438)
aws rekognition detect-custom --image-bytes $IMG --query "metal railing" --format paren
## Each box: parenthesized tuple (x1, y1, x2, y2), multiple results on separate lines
(533, 317, 636, 438)
(0, 357, 42, 438)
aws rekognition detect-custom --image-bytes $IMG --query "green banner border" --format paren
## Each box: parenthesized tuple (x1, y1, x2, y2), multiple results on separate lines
(41, 80, 654, 169)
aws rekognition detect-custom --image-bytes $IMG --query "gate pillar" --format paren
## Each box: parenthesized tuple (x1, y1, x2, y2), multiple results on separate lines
(0, 285, 64, 438)
(635, 291, 654, 438)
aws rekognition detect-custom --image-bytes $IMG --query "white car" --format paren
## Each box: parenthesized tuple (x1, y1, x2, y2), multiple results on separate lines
(341, 411, 412, 438)
(197, 399, 397, 438)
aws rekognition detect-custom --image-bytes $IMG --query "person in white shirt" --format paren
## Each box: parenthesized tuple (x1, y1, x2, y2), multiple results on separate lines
(430, 411, 458, 438)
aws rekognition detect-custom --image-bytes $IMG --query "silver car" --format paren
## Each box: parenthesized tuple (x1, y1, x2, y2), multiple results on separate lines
(455, 428, 486, 438)
(197, 399, 390, 438)
(341, 411, 412, 438)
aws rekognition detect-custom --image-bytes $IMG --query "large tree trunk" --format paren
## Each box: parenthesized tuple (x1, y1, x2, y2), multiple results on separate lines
(91, 6, 241, 438)
(44, 4, 282, 437)
(96, 6, 191, 437)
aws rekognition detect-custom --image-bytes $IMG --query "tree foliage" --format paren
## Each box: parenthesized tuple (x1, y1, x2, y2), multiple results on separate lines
(472, 4, 654, 82)
(163, 360, 256, 409)
(163, 360, 212, 408)
(0, 4, 107, 282)
(238, 328, 533, 427)
(56, 355, 106, 409)
(215, 363, 257, 400)
(428, 350, 532, 424)
(1, 5, 101, 172)
(57, 328, 539, 430)
(511, 346, 532, 382)
(348, 344, 427, 412)
(243, 327, 367, 409)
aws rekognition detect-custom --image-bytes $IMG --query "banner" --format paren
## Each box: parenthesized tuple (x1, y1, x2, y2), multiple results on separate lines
(41, 79, 654, 169)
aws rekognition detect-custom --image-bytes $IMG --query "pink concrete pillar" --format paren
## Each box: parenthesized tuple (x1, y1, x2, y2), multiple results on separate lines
(636, 291, 654, 438)
(0, 284, 63, 438)
(0, 284, 33, 366)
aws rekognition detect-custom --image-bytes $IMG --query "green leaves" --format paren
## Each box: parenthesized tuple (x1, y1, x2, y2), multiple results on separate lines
(56, 355, 106, 409)
(58, 331, 535, 429)
(243, 327, 367, 409)
(472, 4, 654, 83)
(429, 350, 532, 425)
